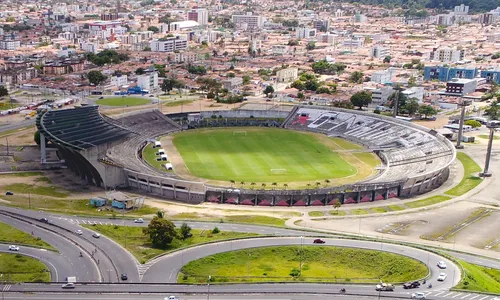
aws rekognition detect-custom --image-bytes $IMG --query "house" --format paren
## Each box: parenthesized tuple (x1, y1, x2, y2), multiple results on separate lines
(276, 68, 298, 83)
(108, 191, 134, 210)
(222, 77, 243, 91)
(89, 197, 107, 207)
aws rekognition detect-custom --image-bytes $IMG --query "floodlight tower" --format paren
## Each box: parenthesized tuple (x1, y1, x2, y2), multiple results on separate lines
(456, 97, 472, 149)
(479, 122, 500, 177)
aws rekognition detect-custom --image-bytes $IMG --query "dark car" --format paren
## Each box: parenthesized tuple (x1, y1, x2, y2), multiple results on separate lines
(5, 191, 13, 195)
(121, 273, 128, 280)
(313, 239, 325, 244)
(403, 281, 421, 289)
(39, 218, 49, 223)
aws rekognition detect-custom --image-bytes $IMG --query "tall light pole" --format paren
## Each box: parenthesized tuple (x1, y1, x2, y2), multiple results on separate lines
(300, 236, 304, 274)
(456, 97, 471, 149)
(207, 275, 211, 300)
(480, 123, 499, 177)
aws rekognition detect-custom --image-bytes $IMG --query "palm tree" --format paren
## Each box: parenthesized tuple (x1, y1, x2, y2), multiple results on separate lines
(324, 179, 330, 187)
(240, 181, 245, 187)
(156, 210, 165, 218)
(261, 183, 266, 190)
(230, 180, 235, 187)
(271, 182, 277, 190)
(315, 182, 321, 188)
(250, 182, 256, 190)
(283, 183, 288, 190)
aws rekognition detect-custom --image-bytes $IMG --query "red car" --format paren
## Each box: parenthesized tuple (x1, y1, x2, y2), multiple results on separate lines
(313, 239, 325, 244)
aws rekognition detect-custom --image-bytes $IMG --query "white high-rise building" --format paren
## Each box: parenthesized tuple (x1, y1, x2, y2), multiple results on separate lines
(137, 72, 158, 91)
(187, 8, 208, 26)
(454, 4, 469, 15)
(232, 12, 264, 30)
(150, 37, 188, 52)
(371, 44, 390, 59)
(426, 47, 466, 63)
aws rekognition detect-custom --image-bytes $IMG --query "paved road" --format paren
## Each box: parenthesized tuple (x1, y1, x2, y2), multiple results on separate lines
(0, 118, 35, 133)
(0, 213, 98, 282)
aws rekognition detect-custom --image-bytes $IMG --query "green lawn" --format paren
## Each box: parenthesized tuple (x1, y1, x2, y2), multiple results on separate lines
(456, 260, 500, 293)
(2, 183, 69, 198)
(95, 96, 152, 106)
(178, 246, 428, 283)
(0, 253, 50, 282)
(406, 195, 452, 209)
(387, 205, 405, 211)
(0, 222, 54, 250)
(370, 207, 388, 213)
(349, 209, 369, 215)
(142, 142, 167, 171)
(84, 224, 260, 263)
(308, 211, 325, 217)
(173, 128, 361, 184)
(164, 100, 194, 107)
(170, 214, 288, 227)
(328, 210, 347, 216)
(477, 135, 500, 140)
(2, 195, 157, 218)
(445, 152, 483, 196)
(331, 138, 364, 150)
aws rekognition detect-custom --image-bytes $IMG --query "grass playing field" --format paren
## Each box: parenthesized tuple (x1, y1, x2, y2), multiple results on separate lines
(95, 96, 152, 106)
(172, 128, 378, 187)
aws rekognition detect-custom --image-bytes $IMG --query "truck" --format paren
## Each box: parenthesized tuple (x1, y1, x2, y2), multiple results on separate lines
(66, 276, 77, 283)
(375, 283, 394, 291)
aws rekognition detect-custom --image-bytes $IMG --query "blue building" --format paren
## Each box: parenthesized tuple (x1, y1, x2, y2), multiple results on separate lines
(424, 66, 478, 82)
(90, 197, 107, 207)
(481, 70, 500, 84)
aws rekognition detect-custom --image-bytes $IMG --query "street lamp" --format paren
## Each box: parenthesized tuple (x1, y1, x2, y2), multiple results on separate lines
(300, 236, 304, 274)
(207, 275, 211, 300)
(479, 123, 499, 177)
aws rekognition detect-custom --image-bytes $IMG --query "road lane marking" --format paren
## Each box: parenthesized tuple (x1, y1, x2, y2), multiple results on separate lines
(452, 293, 462, 298)
(469, 295, 480, 300)
(443, 293, 455, 297)
(434, 291, 445, 296)
(82, 220, 87, 224)
(478, 296, 489, 300)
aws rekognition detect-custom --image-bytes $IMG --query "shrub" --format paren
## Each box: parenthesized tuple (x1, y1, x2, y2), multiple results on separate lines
(289, 267, 301, 278)
(212, 227, 220, 234)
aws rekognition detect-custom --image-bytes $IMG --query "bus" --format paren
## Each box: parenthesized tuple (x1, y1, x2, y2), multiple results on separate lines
(444, 124, 472, 132)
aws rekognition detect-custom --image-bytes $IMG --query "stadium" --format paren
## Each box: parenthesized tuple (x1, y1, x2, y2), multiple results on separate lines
(35, 105, 455, 206)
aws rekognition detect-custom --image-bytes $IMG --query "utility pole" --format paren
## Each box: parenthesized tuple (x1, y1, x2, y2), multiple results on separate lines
(207, 275, 211, 300)
(480, 123, 499, 177)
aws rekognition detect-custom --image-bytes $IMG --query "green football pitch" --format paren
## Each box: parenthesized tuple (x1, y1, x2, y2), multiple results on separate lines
(172, 128, 377, 186)
(95, 96, 152, 106)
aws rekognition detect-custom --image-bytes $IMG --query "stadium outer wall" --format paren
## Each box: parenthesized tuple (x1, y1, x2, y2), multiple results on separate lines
(122, 107, 454, 206)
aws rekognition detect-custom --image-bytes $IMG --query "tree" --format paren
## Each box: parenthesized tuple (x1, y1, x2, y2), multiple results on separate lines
(161, 77, 183, 94)
(147, 26, 159, 33)
(464, 120, 482, 128)
(408, 75, 417, 87)
(87, 70, 107, 86)
(333, 200, 341, 214)
(288, 39, 299, 46)
(418, 105, 438, 118)
(350, 91, 372, 109)
(383, 56, 391, 63)
(242, 75, 251, 85)
(143, 216, 177, 249)
(156, 210, 165, 218)
(264, 85, 274, 98)
(486, 101, 500, 120)
(349, 71, 364, 84)
(0, 86, 8, 97)
(180, 223, 192, 240)
(401, 98, 419, 116)
(135, 67, 145, 75)
(306, 41, 316, 50)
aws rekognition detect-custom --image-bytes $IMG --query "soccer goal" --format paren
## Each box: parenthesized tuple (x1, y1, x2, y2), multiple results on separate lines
(270, 169, 287, 174)
(233, 131, 247, 136)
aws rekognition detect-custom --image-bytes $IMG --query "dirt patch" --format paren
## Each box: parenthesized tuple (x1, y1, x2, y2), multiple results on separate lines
(0, 127, 37, 146)
(160, 135, 203, 182)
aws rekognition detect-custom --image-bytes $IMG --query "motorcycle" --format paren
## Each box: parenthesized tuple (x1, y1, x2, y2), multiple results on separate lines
(428, 283, 432, 289)
(339, 288, 346, 294)
(79, 252, 83, 257)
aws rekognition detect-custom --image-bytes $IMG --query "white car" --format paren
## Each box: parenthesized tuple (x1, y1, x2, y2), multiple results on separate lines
(61, 283, 75, 289)
(437, 261, 447, 269)
(8, 245, 19, 251)
(134, 218, 144, 223)
(411, 292, 426, 299)
(437, 272, 447, 281)
(92, 232, 100, 238)
(165, 296, 179, 300)
(75, 229, 83, 235)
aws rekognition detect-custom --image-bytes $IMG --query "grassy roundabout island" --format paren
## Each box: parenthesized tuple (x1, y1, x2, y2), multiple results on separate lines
(95, 96, 152, 106)
(178, 246, 428, 283)
(171, 127, 380, 188)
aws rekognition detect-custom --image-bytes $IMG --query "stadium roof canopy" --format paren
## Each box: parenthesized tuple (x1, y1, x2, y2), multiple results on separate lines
(36, 106, 132, 150)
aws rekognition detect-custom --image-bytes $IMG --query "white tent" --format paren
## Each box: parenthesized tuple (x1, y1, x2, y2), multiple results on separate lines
(154, 141, 161, 148)
(160, 154, 168, 161)
(164, 163, 173, 170)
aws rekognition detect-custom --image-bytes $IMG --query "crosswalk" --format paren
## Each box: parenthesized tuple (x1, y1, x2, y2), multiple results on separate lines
(55, 216, 114, 226)
(2, 284, 11, 292)
(417, 290, 498, 300)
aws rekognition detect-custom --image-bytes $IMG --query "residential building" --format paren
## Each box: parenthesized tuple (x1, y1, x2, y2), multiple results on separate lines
(401, 87, 425, 102)
(80, 41, 99, 53)
(232, 13, 264, 30)
(314, 19, 330, 32)
(120, 34, 142, 44)
(423, 66, 478, 82)
(446, 78, 477, 95)
(221, 77, 243, 92)
(479, 13, 496, 25)
(276, 68, 298, 83)
(101, 12, 119, 21)
(0, 67, 38, 85)
(354, 12, 367, 23)
(371, 68, 396, 84)
(174, 52, 199, 63)
(454, 4, 469, 15)
(150, 37, 188, 52)
(436, 14, 454, 26)
(109, 74, 128, 88)
(425, 47, 466, 63)
(371, 44, 390, 59)
(487, 33, 500, 43)
(272, 45, 290, 55)
(318, 33, 336, 45)
(481, 70, 500, 84)
(187, 8, 208, 26)
(43, 59, 84, 75)
(57, 47, 76, 57)
(334, 9, 344, 18)
(342, 37, 364, 48)
(296, 27, 316, 39)
(137, 71, 158, 91)
(370, 86, 394, 104)
(0, 39, 21, 51)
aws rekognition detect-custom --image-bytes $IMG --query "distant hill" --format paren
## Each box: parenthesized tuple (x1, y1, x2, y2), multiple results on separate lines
(345, 0, 499, 13)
